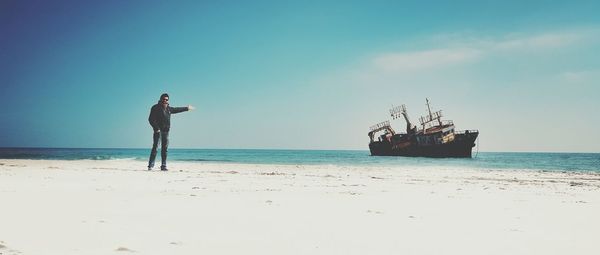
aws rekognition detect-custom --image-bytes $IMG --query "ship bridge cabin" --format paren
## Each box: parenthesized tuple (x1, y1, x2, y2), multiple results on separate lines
(414, 99, 457, 146)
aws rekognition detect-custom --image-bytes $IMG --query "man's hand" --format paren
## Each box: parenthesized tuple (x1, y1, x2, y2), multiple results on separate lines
(188, 105, 195, 111)
(154, 129, 160, 133)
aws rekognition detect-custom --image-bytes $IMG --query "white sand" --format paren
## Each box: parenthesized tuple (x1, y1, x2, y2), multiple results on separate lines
(0, 159, 599, 255)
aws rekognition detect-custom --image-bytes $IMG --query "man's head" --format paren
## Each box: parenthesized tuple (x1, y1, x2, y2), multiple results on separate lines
(159, 93, 169, 106)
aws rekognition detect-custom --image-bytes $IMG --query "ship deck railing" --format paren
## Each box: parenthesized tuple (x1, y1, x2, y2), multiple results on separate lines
(443, 120, 454, 126)
(422, 120, 454, 130)
(455, 129, 479, 135)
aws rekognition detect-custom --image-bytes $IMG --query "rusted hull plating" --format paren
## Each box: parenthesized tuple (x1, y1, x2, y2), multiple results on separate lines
(369, 132, 479, 158)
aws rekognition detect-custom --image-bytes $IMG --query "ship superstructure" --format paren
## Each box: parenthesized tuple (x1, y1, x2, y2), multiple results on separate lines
(368, 99, 478, 157)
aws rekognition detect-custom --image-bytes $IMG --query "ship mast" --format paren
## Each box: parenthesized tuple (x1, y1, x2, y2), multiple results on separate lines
(426, 98, 433, 119)
(400, 105, 415, 133)
(419, 98, 444, 134)
(426, 98, 442, 126)
(400, 105, 411, 127)
(390, 104, 415, 133)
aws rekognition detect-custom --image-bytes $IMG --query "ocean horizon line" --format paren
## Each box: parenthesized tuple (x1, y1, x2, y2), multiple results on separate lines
(0, 147, 598, 154)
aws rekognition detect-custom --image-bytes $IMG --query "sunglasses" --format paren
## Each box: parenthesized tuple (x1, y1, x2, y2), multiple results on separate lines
(162, 98, 169, 101)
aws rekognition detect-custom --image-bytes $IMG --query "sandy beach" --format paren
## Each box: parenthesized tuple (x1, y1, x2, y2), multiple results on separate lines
(0, 159, 599, 255)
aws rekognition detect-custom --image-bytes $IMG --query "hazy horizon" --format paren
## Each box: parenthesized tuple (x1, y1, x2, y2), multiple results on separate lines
(2, 1, 599, 152)
(1, 147, 598, 154)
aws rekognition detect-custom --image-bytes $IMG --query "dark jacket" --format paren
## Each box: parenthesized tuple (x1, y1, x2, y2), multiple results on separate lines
(148, 103, 188, 132)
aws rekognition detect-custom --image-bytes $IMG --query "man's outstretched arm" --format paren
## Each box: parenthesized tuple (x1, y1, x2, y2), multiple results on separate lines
(170, 105, 195, 114)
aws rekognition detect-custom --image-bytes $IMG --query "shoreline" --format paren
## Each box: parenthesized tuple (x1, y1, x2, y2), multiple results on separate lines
(1, 159, 599, 255)
(2, 157, 600, 174)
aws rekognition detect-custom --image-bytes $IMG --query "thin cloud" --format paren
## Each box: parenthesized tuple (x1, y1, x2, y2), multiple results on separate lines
(372, 29, 596, 73)
(558, 70, 600, 84)
(492, 32, 583, 51)
(373, 48, 481, 72)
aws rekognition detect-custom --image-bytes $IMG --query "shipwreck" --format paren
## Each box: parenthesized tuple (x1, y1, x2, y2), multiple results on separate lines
(368, 99, 479, 158)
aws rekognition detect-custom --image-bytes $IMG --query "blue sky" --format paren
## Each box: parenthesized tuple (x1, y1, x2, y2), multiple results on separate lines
(1, 0, 599, 152)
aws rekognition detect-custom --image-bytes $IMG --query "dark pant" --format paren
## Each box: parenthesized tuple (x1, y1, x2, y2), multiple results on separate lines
(148, 131, 169, 168)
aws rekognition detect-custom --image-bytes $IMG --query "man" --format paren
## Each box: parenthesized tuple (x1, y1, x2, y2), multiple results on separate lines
(147, 93, 194, 171)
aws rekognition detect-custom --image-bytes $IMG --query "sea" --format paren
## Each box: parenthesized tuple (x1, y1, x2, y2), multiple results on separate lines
(0, 148, 599, 173)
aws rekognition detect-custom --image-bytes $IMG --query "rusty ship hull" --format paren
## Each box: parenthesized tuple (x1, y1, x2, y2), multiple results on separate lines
(369, 132, 478, 158)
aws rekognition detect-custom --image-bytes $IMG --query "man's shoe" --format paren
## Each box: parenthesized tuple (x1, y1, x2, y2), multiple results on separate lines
(160, 166, 168, 171)
(147, 166, 153, 171)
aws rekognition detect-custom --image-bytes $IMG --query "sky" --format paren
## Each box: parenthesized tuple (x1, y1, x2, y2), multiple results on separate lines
(1, 0, 599, 152)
